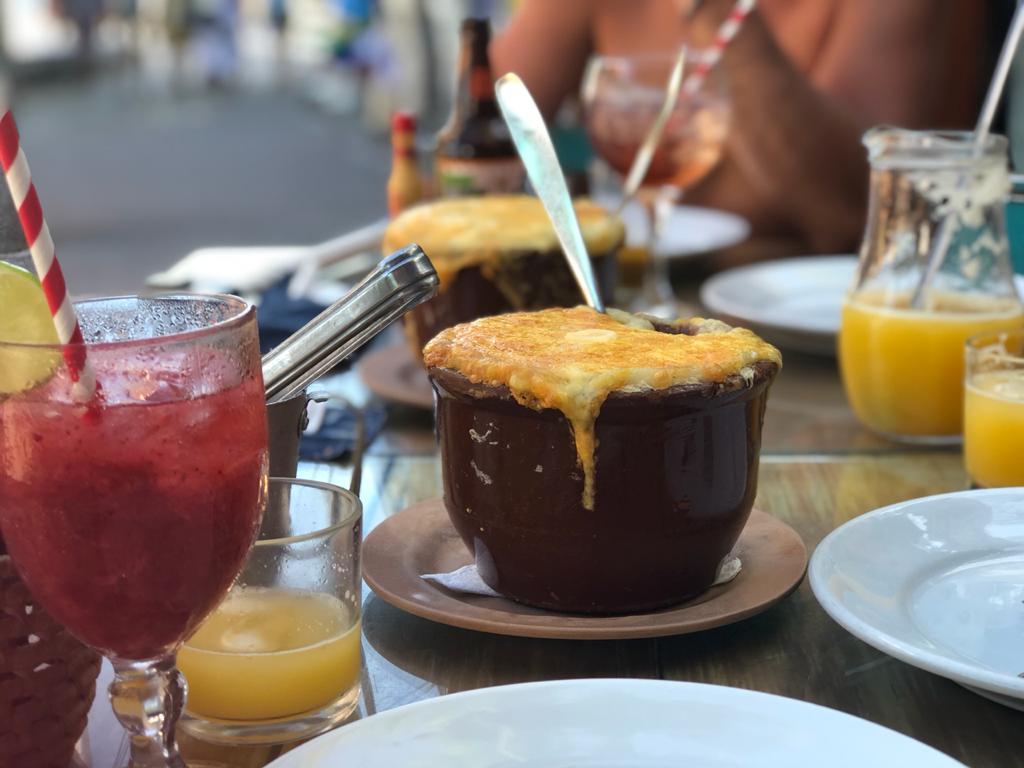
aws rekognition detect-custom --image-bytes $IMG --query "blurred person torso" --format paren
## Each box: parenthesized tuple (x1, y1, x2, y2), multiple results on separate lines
(492, 0, 995, 253)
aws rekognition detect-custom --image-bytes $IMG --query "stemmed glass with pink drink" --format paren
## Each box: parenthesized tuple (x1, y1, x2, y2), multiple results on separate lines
(0, 294, 268, 767)
(583, 50, 730, 317)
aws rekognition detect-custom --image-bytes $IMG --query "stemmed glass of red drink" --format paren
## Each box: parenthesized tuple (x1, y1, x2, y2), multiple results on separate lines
(0, 294, 268, 767)
(583, 50, 730, 318)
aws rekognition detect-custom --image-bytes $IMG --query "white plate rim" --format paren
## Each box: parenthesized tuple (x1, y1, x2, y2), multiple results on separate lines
(655, 204, 751, 259)
(699, 254, 857, 335)
(267, 678, 961, 767)
(809, 487, 1024, 702)
(701, 262, 1024, 335)
(593, 194, 751, 259)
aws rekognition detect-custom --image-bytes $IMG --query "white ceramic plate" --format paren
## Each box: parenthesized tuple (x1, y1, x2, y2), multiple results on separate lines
(594, 194, 750, 258)
(267, 679, 961, 767)
(810, 488, 1024, 710)
(700, 255, 856, 355)
(701, 260, 1024, 356)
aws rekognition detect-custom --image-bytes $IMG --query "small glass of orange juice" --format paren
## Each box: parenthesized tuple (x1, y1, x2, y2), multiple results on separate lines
(965, 329, 1024, 487)
(839, 128, 1022, 443)
(179, 478, 362, 745)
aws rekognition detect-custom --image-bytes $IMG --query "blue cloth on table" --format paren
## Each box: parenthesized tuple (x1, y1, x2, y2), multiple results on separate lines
(258, 277, 384, 460)
(257, 276, 332, 355)
(299, 399, 388, 463)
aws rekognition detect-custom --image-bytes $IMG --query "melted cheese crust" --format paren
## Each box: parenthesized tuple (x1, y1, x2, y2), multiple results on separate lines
(425, 307, 782, 508)
(381, 195, 625, 286)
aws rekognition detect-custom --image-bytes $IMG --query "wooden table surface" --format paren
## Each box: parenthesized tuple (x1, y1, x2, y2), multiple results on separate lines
(75, 346, 1022, 768)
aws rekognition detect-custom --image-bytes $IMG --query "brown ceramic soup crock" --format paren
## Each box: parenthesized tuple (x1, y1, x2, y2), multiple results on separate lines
(424, 308, 781, 614)
(382, 195, 624, 357)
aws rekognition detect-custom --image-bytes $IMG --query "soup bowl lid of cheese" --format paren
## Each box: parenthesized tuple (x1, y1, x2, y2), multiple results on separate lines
(382, 196, 625, 286)
(424, 306, 782, 509)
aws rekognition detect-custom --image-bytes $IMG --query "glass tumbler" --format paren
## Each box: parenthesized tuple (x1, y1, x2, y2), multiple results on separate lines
(179, 478, 363, 746)
(839, 128, 1023, 443)
(964, 328, 1024, 487)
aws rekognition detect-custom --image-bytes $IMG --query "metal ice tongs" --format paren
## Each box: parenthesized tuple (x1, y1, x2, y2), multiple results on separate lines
(262, 244, 438, 403)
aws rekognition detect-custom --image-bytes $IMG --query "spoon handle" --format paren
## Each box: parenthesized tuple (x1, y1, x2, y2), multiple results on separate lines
(495, 73, 605, 313)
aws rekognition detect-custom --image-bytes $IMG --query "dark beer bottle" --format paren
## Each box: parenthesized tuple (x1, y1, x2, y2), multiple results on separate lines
(435, 18, 525, 197)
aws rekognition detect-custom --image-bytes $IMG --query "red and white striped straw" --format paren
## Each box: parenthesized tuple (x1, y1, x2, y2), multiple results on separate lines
(683, 0, 756, 96)
(0, 109, 97, 401)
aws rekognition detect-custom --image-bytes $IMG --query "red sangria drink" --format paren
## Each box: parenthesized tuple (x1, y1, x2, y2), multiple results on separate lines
(586, 88, 728, 190)
(582, 50, 730, 318)
(0, 295, 268, 768)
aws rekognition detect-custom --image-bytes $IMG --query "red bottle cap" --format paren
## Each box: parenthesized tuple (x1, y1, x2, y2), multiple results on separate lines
(391, 111, 417, 133)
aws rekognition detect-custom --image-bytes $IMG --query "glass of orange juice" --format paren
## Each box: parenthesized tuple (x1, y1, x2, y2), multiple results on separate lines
(179, 478, 362, 745)
(964, 329, 1024, 487)
(839, 128, 1022, 443)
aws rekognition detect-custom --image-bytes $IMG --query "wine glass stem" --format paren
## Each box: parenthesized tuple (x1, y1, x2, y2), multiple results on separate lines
(109, 655, 187, 768)
(640, 187, 678, 305)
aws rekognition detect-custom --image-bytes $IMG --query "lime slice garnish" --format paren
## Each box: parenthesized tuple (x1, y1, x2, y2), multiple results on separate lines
(0, 260, 61, 395)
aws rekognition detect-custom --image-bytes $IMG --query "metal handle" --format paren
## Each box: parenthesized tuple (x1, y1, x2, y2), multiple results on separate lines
(262, 244, 438, 403)
(495, 73, 606, 313)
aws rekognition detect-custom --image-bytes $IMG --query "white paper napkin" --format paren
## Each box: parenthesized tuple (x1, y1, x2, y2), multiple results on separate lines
(423, 555, 742, 598)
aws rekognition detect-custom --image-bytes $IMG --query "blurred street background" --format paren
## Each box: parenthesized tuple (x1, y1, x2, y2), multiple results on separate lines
(1, 0, 507, 294)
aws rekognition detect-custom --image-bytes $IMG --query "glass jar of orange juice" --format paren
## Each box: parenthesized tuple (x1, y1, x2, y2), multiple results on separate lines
(839, 128, 1023, 443)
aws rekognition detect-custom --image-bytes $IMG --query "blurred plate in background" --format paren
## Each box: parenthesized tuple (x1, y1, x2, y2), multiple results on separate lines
(700, 255, 856, 356)
(594, 194, 750, 258)
(702, 257, 1024, 357)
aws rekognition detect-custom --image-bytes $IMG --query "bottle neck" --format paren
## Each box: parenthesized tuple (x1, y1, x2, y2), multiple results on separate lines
(392, 130, 416, 160)
(469, 64, 494, 103)
(455, 24, 498, 117)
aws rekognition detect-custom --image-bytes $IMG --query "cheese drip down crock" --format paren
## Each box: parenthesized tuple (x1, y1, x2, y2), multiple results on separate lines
(424, 307, 782, 509)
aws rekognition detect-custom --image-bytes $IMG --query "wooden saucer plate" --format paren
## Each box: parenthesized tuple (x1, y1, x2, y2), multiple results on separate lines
(358, 344, 434, 410)
(362, 499, 808, 640)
